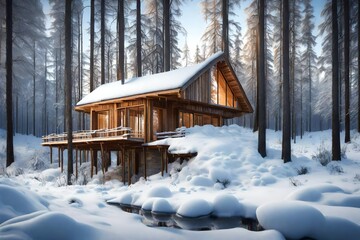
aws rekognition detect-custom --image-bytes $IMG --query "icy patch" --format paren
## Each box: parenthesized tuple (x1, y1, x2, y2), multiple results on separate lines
(177, 199, 213, 218)
(256, 201, 325, 239)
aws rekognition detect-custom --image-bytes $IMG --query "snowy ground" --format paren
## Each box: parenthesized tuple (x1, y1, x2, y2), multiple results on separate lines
(0, 125, 360, 240)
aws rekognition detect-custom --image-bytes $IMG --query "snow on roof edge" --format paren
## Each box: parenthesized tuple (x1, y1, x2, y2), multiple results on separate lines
(76, 51, 224, 106)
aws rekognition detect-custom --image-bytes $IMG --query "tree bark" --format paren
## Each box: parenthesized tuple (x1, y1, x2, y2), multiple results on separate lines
(163, 0, 170, 72)
(282, 0, 291, 163)
(118, 0, 125, 83)
(258, 0, 266, 157)
(344, 0, 350, 143)
(33, 41, 36, 136)
(332, 0, 341, 160)
(222, 0, 229, 58)
(65, 0, 73, 183)
(101, 0, 105, 85)
(136, 0, 142, 77)
(6, 0, 14, 167)
(358, 0, 360, 133)
(90, 0, 95, 91)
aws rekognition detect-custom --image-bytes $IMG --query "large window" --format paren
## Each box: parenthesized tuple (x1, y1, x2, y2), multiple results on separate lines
(210, 67, 236, 108)
(97, 111, 109, 129)
(153, 108, 163, 139)
(117, 109, 126, 127)
(179, 111, 219, 127)
(129, 107, 144, 137)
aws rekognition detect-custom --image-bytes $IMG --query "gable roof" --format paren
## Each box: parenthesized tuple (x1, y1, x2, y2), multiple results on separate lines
(76, 52, 252, 114)
(77, 52, 223, 106)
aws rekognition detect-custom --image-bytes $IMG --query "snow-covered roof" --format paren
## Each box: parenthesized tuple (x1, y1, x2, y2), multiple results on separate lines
(76, 52, 224, 106)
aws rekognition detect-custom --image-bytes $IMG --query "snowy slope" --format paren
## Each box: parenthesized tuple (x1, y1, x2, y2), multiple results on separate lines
(0, 126, 360, 240)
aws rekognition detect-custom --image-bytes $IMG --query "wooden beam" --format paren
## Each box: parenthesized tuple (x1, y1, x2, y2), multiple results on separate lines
(60, 148, 64, 173)
(90, 148, 94, 178)
(122, 148, 125, 184)
(50, 147, 52, 164)
(127, 149, 131, 184)
(58, 147, 60, 168)
(75, 148, 78, 179)
(143, 147, 147, 180)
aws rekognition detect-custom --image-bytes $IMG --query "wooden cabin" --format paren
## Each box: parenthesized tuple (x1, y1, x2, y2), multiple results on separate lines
(42, 52, 253, 184)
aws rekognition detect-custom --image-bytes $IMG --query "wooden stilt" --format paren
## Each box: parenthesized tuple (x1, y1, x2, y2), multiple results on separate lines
(117, 151, 120, 166)
(128, 149, 131, 184)
(143, 147, 147, 180)
(165, 148, 168, 173)
(60, 148, 64, 173)
(50, 147, 53, 164)
(100, 143, 105, 174)
(90, 148, 94, 178)
(75, 148, 78, 179)
(58, 147, 61, 168)
(94, 150, 98, 174)
(79, 149, 82, 165)
(121, 148, 125, 184)
(161, 148, 164, 176)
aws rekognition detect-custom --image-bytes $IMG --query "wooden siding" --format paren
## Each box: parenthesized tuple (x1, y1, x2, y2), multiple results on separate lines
(183, 70, 211, 103)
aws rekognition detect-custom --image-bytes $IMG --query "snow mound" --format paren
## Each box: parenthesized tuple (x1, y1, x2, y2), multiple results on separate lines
(0, 184, 48, 224)
(189, 176, 213, 187)
(152, 198, 174, 213)
(0, 211, 99, 240)
(256, 201, 325, 239)
(286, 184, 345, 202)
(315, 216, 360, 240)
(212, 194, 244, 217)
(177, 199, 213, 218)
(146, 186, 172, 198)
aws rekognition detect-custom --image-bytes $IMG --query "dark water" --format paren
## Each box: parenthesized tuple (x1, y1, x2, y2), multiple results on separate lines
(109, 203, 262, 231)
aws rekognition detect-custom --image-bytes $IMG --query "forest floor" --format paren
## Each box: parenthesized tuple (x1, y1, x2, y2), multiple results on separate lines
(0, 126, 360, 240)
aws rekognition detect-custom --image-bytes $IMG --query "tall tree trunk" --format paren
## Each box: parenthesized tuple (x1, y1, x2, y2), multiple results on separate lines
(44, 50, 48, 136)
(6, 0, 14, 167)
(222, 0, 229, 57)
(258, 0, 266, 157)
(136, 0, 142, 77)
(101, 0, 105, 85)
(33, 41, 36, 136)
(290, 0, 296, 143)
(90, 0, 95, 91)
(344, 0, 350, 143)
(282, 0, 291, 163)
(163, 0, 170, 72)
(332, 0, 341, 160)
(65, 0, 73, 184)
(118, 0, 125, 83)
(77, 10, 82, 131)
(55, 49, 58, 133)
(358, 0, 360, 133)
(308, 53, 312, 132)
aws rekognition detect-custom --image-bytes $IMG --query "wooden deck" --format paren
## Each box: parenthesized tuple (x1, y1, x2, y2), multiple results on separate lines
(42, 127, 144, 147)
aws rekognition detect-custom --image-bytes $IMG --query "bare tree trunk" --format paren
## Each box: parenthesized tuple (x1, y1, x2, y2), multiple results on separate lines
(332, 0, 341, 160)
(65, 0, 73, 184)
(136, 0, 142, 77)
(44, 50, 48, 136)
(344, 0, 350, 143)
(358, 0, 360, 133)
(118, 0, 125, 83)
(258, 0, 266, 157)
(222, 0, 229, 57)
(6, 0, 14, 167)
(90, 0, 95, 91)
(55, 49, 59, 133)
(101, 0, 105, 85)
(163, 0, 170, 72)
(282, 0, 291, 163)
(33, 41, 36, 136)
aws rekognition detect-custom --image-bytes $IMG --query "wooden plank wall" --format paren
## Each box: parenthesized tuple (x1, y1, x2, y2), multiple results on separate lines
(183, 70, 210, 103)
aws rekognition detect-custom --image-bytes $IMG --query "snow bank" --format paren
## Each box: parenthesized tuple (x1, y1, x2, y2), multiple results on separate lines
(0, 184, 48, 224)
(0, 211, 99, 240)
(212, 194, 244, 217)
(256, 201, 326, 239)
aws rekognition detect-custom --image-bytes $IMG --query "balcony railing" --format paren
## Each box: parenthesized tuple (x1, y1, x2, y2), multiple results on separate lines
(42, 126, 144, 144)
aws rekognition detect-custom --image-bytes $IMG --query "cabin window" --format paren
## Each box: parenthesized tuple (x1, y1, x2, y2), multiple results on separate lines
(117, 109, 126, 127)
(227, 85, 234, 107)
(153, 108, 163, 139)
(218, 73, 227, 106)
(129, 107, 144, 137)
(210, 67, 236, 108)
(179, 111, 193, 128)
(97, 111, 109, 129)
